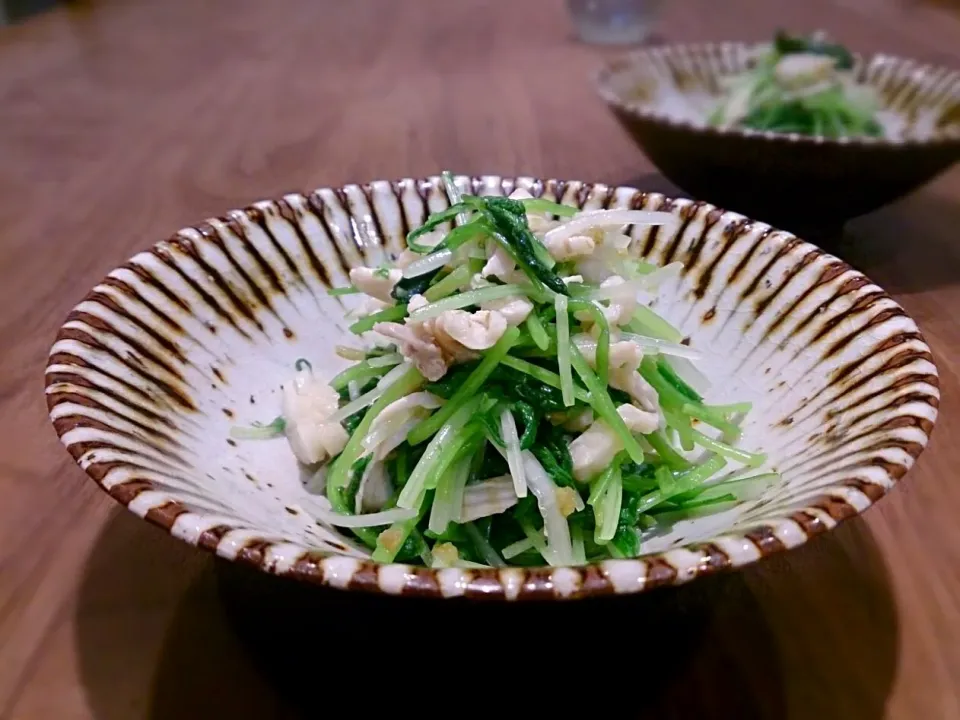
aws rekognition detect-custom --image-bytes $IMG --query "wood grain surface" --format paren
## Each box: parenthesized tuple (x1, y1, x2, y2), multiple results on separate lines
(2, 0, 959, 717)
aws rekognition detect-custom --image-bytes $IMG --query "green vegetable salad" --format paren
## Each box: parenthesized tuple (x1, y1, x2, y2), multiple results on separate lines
(234, 172, 777, 568)
(709, 30, 884, 138)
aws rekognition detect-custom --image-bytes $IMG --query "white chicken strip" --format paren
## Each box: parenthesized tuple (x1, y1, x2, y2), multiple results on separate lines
(570, 403, 660, 482)
(482, 244, 516, 281)
(435, 309, 507, 350)
(574, 276, 636, 326)
(281, 372, 349, 465)
(611, 366, 659, 412)
(573, 333, 657, 410)
(481, 294, 533, 327)
(544, 233, 595, 261)
(349, 267, 403, 303)
(574, 333, 643, 372)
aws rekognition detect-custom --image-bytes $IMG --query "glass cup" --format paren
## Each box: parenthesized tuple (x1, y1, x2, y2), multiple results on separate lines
(565, 0, 664, 46)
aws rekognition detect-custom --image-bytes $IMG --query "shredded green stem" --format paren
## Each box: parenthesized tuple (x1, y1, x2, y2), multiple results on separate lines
(682, 403, 742, 438)
(664, 409, 695, 451)
(568, 299, 610, 388)
(399, 400, 483, 510)
(423, 265, 472, 302)
(328, 286, 360, 296)
(692, 430, 767, 467)
(555, 295, 574, 407)
(371, 502, 431, 563)
(635, 455, 728, 513)
(704, 401, 753, 415)
(409, 284, 526, 321)
(639, 356, 690, 412)
(594, 465, 622, 543)
(229, 416, 286, 440)
(588, 462, 618, 505)
(328, 362, 390, 391)
(464, 522, 505, 567)
(628, 305, 683, 343)
(499, 355, 591, 403)
(520, 198, 578, 217)
(524, 312, 550, 351)
(519, 519, 551, 560)
(326, 367, 425, 546)
(644, 430, 692, 470)
(349, 305, 408, 334)
(569, 343, 645, 464)
(407, 327, 520, 445)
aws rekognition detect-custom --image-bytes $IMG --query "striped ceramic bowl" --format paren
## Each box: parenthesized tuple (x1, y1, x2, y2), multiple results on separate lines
(594, 43, 960, 228)
(45, 175, 939, 600)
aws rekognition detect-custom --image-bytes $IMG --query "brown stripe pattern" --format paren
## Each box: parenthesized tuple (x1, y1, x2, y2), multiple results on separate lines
(44, 175, 939, 600)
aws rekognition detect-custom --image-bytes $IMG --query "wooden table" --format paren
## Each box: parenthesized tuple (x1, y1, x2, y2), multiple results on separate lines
(2, 0, 959, 717)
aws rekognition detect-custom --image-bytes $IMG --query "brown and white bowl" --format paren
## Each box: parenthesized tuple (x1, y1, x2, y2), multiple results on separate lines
(45, 175, 939, 600)
(595, 43, 960, 228)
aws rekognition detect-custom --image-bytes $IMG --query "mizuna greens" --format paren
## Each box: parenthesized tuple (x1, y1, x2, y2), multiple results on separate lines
(237, 172, 775, 568)
(709, 30, 884, 138)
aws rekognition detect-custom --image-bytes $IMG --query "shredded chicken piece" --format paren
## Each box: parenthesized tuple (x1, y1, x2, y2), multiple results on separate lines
(435, 309, 507, 350)
(610, 366, 660, 412)
(556, 487, 579, 518)
(570, 418, 622, 482)
(281, 374, 349, 465)
(470, 273, 493, 290)
(575, 334, 643, 372)
(407, 293, 429, 312)
(350, 295, 388, 320)
(482, 244, 516, 281)
(617, 403, 659, 434)
(545, 233, 595, 261)
(599, 275, 638, 325)
(374, 321, 448, 381)
(374, 309, 507, 381)
(349, 267, 403, 303)
(481, 295, 533, 326)
(570, 404, 659, 482)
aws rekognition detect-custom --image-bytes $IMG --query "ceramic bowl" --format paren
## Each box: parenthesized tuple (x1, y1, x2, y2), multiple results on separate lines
(594, 43, 960, 228)
(45, 175, 939, 600)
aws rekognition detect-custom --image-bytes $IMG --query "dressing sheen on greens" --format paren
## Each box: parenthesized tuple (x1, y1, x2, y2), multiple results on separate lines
(234, 172, 776, 568)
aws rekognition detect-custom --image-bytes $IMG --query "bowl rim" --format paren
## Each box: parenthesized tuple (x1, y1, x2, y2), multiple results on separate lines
(44, 174, 941, 601)
(593, 41, 960, 148)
